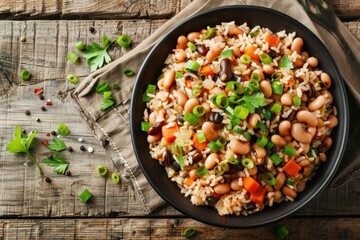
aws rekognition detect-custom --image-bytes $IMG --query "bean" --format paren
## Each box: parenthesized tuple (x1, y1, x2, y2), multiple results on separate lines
(148, 121, 165, 135)
(264, 184, 274, 193)
(303, 166, 312, 177)
(147, 134, 161, 143)
(259, 80, 272, 98)
(202, 122, 219, 141)
(321, 72, 332, 88)
(273, 190, 282, 202)
(219, 58, 233, 82)
(149, 112, 158, 124)
(204, 153, 219, 170)
(173, 90, 188, 107)
(291, 37, 304, 53)
(230, 178, 243, 191)
(177, 35, 188, 49)
(231, 46, 241, 57)
(296, 110, 318, 127)
(189, 169, 199, 180)
(252, 143, 267, 158)
(317, 118, 324, 128)
(300, 142, 310, 154)
(319, 137, 332, 153)
(308, 127, 316, 138)
(209, 87, 226, 95)
(299, 159, 310, 167)
(228, 139, 250, 155)
(306, 83, 316, 98)
(214, 183, 231, 195)
(262, 64, 274, 75)
(213, 112, 223, 124)
(300, 51, 309, 61)
(324, 90, 333, 104)
(291, 123, 312, 143)
(296, 180, 306, 192)
(293, 57, 304, 67)
(271, 134, 286, 147)
(248, 113, 261, 128)
(228, 25, 244, 36)
(279, 120, 291, 136)
(184, 98, 199, 113)
(301, 93, 308, 103)
(175, 50, 187, 62)
(284, 135, 293, 142)
(192, 152, 203, 163)
(282, 186, 297, 198)
(155, 91, 170, 101)
(272, 94, 281, 102)
(284, 48, 292, 56)
(197, 45, 208, 56)
(319, 152, 327, 162)
(184, 72, 200, 81)
(206, 44, 222, 63)
(307, 57, 318, 67)
(163, 70, 175, 89)
(248, 165, 258, 176)
(187, 32, 201, 42)
(223, 171, 237, 182)
(201, 102, 211, 113)
(327, 115, 338, 128)
(274, 172, 286, 190)
(281, 93, 293, 106)
(308, 95, 325, 111)
(252, 69, 265, 80)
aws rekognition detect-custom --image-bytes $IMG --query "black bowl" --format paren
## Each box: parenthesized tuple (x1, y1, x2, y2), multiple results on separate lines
(130, 5, 348, 228)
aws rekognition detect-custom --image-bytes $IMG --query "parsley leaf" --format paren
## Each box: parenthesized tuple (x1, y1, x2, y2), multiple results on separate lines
(220, 49, 234, 58)
(83, 38, 114, 72)
(6, 126, 43, 175)
(240, 92, 265, 113)
(279, 55, 294, 69)
(44, 153, 69, 175)
(47, 138, 67, 152)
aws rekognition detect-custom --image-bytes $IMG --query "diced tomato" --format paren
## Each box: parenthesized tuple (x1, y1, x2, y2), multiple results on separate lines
(250, 186, 267, 205)
(184, 178, 194, 187)
(193, 133, 208, 151)
(243, 177, 260, 194)
(265, 34, 281, 47)
(199, 65, 214, 78)
(161, 122, 179, 143)
(245, 45, 260, 61)
(283, 159, 302, 176)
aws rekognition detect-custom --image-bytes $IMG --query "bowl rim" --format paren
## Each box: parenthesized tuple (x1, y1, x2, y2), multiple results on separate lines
(130, 5, 349, 228)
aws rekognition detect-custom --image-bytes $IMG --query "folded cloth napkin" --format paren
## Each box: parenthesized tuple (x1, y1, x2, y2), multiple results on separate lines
(72, 0, 360, 213)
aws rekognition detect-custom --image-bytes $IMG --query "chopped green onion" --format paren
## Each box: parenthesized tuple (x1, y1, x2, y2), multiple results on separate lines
(250, 29, 259, 37)
(184, 112, 199, 126)
(142, 84, 156, 102)
(57, 123, 69, 136)
(259, 53, 272, 64)
(256, 135, 268, 147)
(175, 137, 185, 147)
(293, 96, 301, 107)
(214, 162, 228, 175)
(276, 225, 289, 239)
(229, 95, 241, 104)
(75, 41, 85, 50)
(124, 68, 135, 77)
(215, 94, 229, 108)
(270, 103, 282, 113)
(250, 72, 261, 82)
(256, 120, 268, 133)
(103, 91, 114, 100)
(185, 60, 200, 72)
(234, 105, 249, 119)
(117, 34, 132, 48)
(263, 106, 272, 120)
(95, 82, 110, 94)
(262, 172, 277, 185)
(79, 189, 92, 203)
(192, 105, 206, 117)
(265, 141, 274, 151)
(67, 73, 79, 84)
(284, 145, 296, 156)
(270, 153, 282, 165)
(271, 72, 282, 81)
(215, 137, 227, 147)
(191, 87, 201, 97)
(286, 179, 295, 186)
(271, 81, 283, 95)
(226, 124, 232, 130)
(228, 157, 240, 165)
(208, 141, 221, 152)
(226, 81, 242, 94)
(248, 79, 260, 91)
(187, 42, 197, 51)
(100, 99, 115, 111)
(241, 158, 254, 169)
(67, 51, 79, 64)
(195, 165, 208, 177)
(240, 54, 251, 64)
(175, 71, 183, 79)
(113, 83, 120, 90)
(20, 69, 31, 81)
(243, 131, 251, 140)
(197, 131, 206, 143)
(203, 27, 217, 40)
(233, 126, 242, 134)
(220, 49, 234, 58)
(97, 165, 107, 176)
(141, 121, 152, 132)
(183, 228, 197, 238)
(112, 172, 121, 184)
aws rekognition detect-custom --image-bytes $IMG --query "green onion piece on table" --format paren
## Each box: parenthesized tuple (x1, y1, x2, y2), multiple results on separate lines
(276, 225, 289, 239)
(191, 87, 201, 97)
(262, 172, 277, 185)
(192, 105, 206, 117)
(117, 34, 132, 48)
(75, 41, 85, 50)
(240, 54, 251, 64)
(241, 158, 254, 169)
(195, 165, 208, 177)
(95, 82, 110, 94)
(112, 172, 121, 184)
(67, 73, 79, 84)
(123, 68, 135, 77)
(185, 60, 200, 72)
(57, 123, 70, 136)
(97, 165, 107, 176)
(20, 69, 31, 81)
(113, 83, 120, 90)
(67, 51, 79, 64)
(284, 145, 296, 156)
(187, 42, 197, 51)
(141, 122, 152, 132)
(79, 189, 92, 203)
(259, 53, 272, 64)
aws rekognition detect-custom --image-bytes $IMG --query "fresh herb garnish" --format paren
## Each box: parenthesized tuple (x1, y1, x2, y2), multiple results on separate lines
(83, 36, 114, 72)
(240, 92, 265, 113)
(6, 126, 43, 175)
(279, 55, 294, 69)
(43, 153, 69, 175)
(220, 49, 234, 58)
(47, 138, 67, 152)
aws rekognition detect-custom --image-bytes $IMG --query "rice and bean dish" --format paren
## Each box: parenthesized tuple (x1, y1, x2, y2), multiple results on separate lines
(141, 21, 338, 216)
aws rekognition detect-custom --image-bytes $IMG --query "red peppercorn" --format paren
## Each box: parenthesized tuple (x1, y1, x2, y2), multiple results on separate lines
(45, 132, 51, 137)
(34, 87, 44, 95)
(41, 140, 49, 146)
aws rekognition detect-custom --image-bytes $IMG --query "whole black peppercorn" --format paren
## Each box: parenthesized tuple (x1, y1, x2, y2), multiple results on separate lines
(39, 94, 45, 100)
(22, 129, 27, 134)
(45, 177, 51, 183)
(89, 26, 95, 33)
(51, 131, 57, 136)
(47, 153, 53, 159)
(41, 106, 46, 111)
(80, 145, 86, 151)
(65, 170, 71, 176)
(68, 146, 73, 152)
(25, 110, 30, 115)
(36, 118, 41, 122)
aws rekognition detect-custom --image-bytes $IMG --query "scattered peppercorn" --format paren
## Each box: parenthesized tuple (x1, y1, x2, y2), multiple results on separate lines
(68, 146, 73, 152)
(102, 139, 109, 148)
(41, 106, 46, 111)
(25, 110, 30, 115)
(22, 129, 27, 134)
(19, 36, 26, 42)
(41, 140, 49, 146)
(45, 177, 51, 183)
(65, 170, 71, 176)
(80, 145, 86, 151)
(51, 131, 57, 136)
(45, 132, 51, 137)
(47, 153, 53, 158)
(36, 118, 41, 122)
(89, 26, 95, 33)
(39, 94, 45, 100)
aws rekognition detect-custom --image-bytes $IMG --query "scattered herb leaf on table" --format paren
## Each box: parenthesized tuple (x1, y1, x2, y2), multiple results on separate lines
(44, 153, 69, 175)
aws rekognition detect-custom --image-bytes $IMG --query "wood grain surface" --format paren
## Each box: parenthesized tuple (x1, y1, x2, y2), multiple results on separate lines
(0, 0, 359, 239)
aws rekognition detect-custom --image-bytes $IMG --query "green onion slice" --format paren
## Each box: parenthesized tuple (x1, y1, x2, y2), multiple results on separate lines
(142, 84, 157, 102)
(75, 41, 85, 50)
(141, 122, 152, 132)
(234, 105, 249, 120)
(243, 131, 251, 140)
(67, 51, 79, 64)
(96, 82, 110, 94)
(184, 112, 199, 126)
(228, 157, 239, 165)
(57, 123, 70, 136)
(286, 179, 295, 186)
(112, 172, 121, 184)
(233, 126, 242, 134)
(270, 153, 282, 165)
(271, 80, 283, 95)
(256, 135, 268, 147)
(208, 141, 221, 152)
(241, 158, 254, 169)
(185, 60, 200, 72)
(195, 165, 208, 177)
(187, 42, 197, 51)
(197, 131, 206, 143)
(215, 137, 227, 147)
(240, 54, 251, 64)
(293, 96, 301, 107)
(228, 95, 241, 104)
(248, 79, 260, 91)
(284, 145, 296, 156)
(20, 69, 31, 81)
(270, 103, 282, 113)
(191, 87, 201, 97)
(79, 189, 92, 203)
(183, 228, 197, 238)
(117, 34, 132, 48)
(276, 225, 289, 239)
(215, 94, 229, 108)
(271, 71, 283, 81)
(214, 162, 228, 175)
(262, 172, 277, 185)
(203, 27, 217, 40)
(192, 105, 206, 117)
(262, 106, 272, 120)
(97, 165, 107, 176)
(67, 73, 79, 84)
(256, 120, 268, 133)
(250, 72, 261, 82)
(124, 68, 135, 77)
(113, 83, 120, 90)
(226, 81, 242, 94)
(259, 53, 272, 64)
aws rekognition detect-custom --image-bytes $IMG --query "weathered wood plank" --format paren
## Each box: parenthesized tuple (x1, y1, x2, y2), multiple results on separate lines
(0, 217, 359, 239)
(0, 0, 60, 19)
(333, 0, 360, 19)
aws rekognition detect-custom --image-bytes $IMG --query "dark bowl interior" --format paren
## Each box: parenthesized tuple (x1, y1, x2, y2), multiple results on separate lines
(130, 6, 348, 228)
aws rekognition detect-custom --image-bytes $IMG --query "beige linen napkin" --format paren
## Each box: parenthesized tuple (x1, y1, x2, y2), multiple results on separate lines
(72, 0, 360, 213)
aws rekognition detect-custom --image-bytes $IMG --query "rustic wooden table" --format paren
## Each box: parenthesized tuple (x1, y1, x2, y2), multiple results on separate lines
(0, 0, 359, 239)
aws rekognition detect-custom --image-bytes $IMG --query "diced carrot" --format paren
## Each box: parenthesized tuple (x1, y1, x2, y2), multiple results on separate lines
(230, 54, 236, 64)
(184, 178, 194, 187)
(243, 177, 260, 194)
(162, 122, 179, 143)
(245, 45, 260, 61)
(250, 186, 267, 205)
(199, 65, 214, 78)
(242, 74, 250, 81)
(283, 159, 302, 176)
(186, 79, 192, 89)
(265, 34, 281, 47)
(210, 191, 223, 198)
(193, 133, 208, 151)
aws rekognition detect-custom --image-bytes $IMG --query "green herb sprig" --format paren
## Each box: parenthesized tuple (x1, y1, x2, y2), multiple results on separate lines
(83, 36, 114, 72)
(43, 153, 69, 175)
(47, 138, 67, 152)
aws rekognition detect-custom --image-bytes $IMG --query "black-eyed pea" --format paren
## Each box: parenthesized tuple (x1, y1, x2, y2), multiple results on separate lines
(187, 32, 201, 42)
(201, 102, 211, 113)
(274, 172, 286, 190)
(307, 57, 318, 67)
(291, 37, 304, 53)
(296, 110, 318, 127)
(281, 93, 293, 106)
(184, 98, 199, 113)
(299, 159, 310, 167)
(264, 184, 273, 192)
(252, 143, 267, 158)
(205, 153, 219, 170)
(271, 134, 286, 147)
(259, 80, 272, 98)
(282, 186, 297, 198)
(163, 70, 175, 89)
(177, 35, 188, 49)
(291, 123, 312, 143)
(319, 152, 327, 162)
(147, 134, 161, 143)
(273, 190, 282, 202)
(230, 178, 243, 191)
(202, 122, 219, 141)
(327, 115, 338, 128)
(173, 90, 188, 107)
(228, 25, 244, 36)
(262, 64, 274, 75)
(320, 72, 332, 88)
(308, 95, 325, 111)
(300, 143, 310, 154)
(206, 44, 222, 63)
(252, 69, 265, 80)
(248, 113, 261, 128)
(296, 180, 306, 192)
(279, 120, 291, 136)
(228, 139, 250, 154)
(175, 50, 187, 62)
(248, 165, 258, 176)
(303, 166, 312, 177)
(293, 57, 304, 67)
(214, 183, 231, 195)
